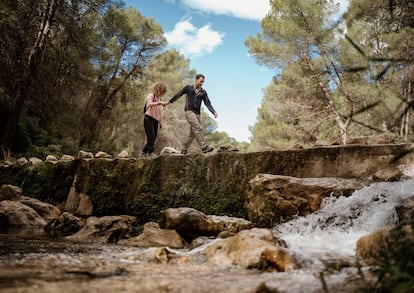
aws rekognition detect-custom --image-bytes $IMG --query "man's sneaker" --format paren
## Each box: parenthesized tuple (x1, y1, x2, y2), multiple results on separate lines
(139, 151, 147, 157)
(148, 152, 158, 158)
(201, 145, 214, 153)
(180, 149, 188, 155)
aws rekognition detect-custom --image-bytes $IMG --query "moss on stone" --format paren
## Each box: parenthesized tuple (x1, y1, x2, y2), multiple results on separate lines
(0, 161, 75, 205)
(2, 144, 412, 226)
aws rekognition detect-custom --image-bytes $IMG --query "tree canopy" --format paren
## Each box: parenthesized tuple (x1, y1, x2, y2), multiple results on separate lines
(246, 0, 413, 150)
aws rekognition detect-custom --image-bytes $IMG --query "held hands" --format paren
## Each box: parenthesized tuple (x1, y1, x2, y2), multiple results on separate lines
(158, 101, 169, 107)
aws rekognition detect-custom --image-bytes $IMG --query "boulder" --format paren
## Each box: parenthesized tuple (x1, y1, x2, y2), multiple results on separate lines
(18, 196, 61, 221)
(207, 215, 253, 234)
(396, 196, 414, 224)
(65, 215, 137, 243)
(45, 212, 85, 235)
(0, 184, 23, 201)
(372, 168, 403, 182)
(159, 207, 253, 242)
(356, 225, 414, 266)
(0, 200, 47, 227)
(76, 193, 93, 216)
(246, 174, 365, 226)
(202, 228, 297, 271)
(119, 222, 187, 248)
(120, 247, 183, 264)
(63, 170, 93, 216)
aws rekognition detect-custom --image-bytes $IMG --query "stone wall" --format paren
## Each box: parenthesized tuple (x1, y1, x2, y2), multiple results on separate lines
(1, 144, 413, 225)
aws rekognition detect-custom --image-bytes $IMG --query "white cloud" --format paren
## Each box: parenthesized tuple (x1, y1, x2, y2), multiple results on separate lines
(176, 0, 349, 21)
(179, 0, 271, 21)
(165, 19, 225, 56)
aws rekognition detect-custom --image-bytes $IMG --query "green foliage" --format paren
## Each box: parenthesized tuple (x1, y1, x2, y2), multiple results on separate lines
(0, 0, 242, 159)
(0, 161, 75, 204)
(248, 0, 414, 149)
(0, 164, 30, 188)
(87, 160, 139, 216)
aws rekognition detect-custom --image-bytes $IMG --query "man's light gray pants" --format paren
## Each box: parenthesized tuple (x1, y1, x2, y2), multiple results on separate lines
(184, 110, 207, 150)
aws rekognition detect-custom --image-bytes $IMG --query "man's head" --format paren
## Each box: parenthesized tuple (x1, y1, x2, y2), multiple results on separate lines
(195, 73, 205, 88)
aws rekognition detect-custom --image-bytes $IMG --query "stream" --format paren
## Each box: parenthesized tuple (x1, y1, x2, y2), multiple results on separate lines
(1, 179, 413, 292)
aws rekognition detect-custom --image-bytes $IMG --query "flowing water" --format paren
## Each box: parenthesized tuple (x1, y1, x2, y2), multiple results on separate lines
(1, 179, 413, 293)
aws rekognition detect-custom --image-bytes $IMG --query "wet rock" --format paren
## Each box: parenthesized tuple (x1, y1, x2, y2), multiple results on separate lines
(120, 246, 182, 264)
(18, 196, 61, 221)
(159, 207, 253, 242)
(207, 215, 253, 233)
(159, 208, 210, 241)
(189, 236, 215, 249)
(202, 228, 297, 271)
(0, 184, 23, 201)
(45, 212, 85, 235)
(372, 168, 403, 182)
(66, 266, 127, 278)
(119, 222, 187, 248)
(247, 174, 365, 226)
(217, 231, 236, 238)
(65, 215, 137, 243)
(0, 200, 47, 227)
(261, 248, 297, 271)
(357, 224, 414, 267)
(356, 225, 393, 266)
(396, 196, 414, 223)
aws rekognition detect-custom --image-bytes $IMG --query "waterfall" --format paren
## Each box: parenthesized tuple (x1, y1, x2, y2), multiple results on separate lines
(273, 178, 414, 270)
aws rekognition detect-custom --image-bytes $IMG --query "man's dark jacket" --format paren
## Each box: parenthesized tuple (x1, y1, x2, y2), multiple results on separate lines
(169, 85, 216, 115)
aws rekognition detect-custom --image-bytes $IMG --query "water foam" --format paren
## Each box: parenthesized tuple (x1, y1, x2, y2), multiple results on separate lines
(273, 178, 414, 269)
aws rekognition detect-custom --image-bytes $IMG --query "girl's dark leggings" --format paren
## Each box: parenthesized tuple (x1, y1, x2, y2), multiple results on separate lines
(142, 115, 159, 154)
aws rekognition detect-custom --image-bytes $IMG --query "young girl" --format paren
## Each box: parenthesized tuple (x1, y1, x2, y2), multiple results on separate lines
(141, 82, 168, 158)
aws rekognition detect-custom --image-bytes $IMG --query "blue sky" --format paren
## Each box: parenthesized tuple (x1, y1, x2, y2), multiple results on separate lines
(123, 0, 349, 142)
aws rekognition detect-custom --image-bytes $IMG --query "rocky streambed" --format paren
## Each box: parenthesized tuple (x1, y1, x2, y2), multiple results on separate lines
(1, 144, 414, 292)
(2, 178, 414, 292)
(0, 229, 364, 293)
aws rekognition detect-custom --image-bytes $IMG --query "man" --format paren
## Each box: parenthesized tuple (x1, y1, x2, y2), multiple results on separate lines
(167, 73, 218, 154)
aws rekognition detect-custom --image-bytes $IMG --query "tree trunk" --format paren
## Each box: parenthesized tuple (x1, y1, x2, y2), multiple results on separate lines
(307, 59, 350, 144)
(1, 91, 26, 158)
